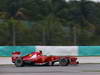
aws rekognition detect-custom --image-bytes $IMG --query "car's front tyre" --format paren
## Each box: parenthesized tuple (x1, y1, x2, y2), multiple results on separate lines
(59, 59, 69, 66)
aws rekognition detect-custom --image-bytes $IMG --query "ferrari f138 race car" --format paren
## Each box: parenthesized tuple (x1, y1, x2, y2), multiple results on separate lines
(11, 51, 79, 67)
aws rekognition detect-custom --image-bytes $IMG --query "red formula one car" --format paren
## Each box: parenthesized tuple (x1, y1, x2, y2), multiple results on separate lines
(11, 51, 79, 67)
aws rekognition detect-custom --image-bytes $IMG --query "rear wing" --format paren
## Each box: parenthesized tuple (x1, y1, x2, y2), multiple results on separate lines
(12, 52, 21, 57)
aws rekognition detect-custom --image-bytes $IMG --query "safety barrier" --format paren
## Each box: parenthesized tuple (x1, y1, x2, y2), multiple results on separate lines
(79, 46, 100, 56)
(36, 46, 78, 56)
(0, 46, 100, 56)
(0, 46, 36, 56)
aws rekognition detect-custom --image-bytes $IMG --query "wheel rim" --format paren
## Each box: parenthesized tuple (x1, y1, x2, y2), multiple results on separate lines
(15, 58, 23, 67)
(17, 60, 22, 64)
(59, 59, 69, 66)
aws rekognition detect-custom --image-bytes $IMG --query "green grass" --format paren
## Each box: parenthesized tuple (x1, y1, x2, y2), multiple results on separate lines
(83, 70, 100, 72)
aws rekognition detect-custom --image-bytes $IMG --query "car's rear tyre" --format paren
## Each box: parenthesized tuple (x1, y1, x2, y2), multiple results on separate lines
(59, 59, 69, 66)
(15, 58, 24, 67)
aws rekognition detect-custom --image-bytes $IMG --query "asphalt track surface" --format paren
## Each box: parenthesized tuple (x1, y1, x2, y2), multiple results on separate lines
(0, 64, 100, 75)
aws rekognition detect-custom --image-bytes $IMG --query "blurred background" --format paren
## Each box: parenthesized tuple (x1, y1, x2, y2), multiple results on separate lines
(0, 0, 100, 46)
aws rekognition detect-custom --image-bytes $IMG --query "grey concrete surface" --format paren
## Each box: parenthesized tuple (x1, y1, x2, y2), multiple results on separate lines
(0, 64, 100, 75)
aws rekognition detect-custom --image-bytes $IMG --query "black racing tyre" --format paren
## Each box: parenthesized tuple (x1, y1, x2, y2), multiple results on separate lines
(15, 58, 24, 67)
(59, 59, 69, 66)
